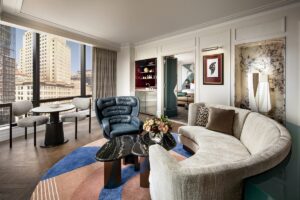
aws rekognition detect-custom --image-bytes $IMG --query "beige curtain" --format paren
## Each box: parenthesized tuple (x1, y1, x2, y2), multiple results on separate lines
(92, 47, 117, 99)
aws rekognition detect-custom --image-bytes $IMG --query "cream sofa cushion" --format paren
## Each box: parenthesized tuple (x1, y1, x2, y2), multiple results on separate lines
(179, 126, 251, 166)
(241, 112, 281, 154)
(188, 103, 251, 139)
(205, 104, 251, 139)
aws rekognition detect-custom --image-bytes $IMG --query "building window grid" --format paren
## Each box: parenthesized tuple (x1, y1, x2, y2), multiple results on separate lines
(0, 25, 92, 126)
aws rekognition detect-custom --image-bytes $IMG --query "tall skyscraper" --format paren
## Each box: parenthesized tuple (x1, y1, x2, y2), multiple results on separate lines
(16, 31, 75, 101)
(0, 25, 16, 125)
(20, 32, 71, 84)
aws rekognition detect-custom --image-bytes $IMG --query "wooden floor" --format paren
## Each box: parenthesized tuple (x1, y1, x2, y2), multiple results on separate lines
(0, 115, 182, 200)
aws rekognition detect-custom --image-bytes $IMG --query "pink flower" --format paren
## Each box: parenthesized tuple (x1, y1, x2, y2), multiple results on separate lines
(161, 125, 169, 133)
(158, 123, 164, 131)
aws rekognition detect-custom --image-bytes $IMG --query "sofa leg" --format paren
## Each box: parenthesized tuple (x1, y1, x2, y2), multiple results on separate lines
(183, 145, 194, 154)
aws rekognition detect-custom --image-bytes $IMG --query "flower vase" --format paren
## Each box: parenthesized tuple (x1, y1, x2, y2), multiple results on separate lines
(149, 131, 163, 143)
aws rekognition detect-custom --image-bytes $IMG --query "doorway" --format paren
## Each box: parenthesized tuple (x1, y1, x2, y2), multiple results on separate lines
(163, 52, 195, 124)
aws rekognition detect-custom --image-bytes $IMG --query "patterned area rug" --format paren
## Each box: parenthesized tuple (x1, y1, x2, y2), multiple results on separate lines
(30, 134, 192, 200)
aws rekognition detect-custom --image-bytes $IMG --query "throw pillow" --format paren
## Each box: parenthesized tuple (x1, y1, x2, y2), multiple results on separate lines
(206, 107, 235, 135)
(195, 106, 209, 127)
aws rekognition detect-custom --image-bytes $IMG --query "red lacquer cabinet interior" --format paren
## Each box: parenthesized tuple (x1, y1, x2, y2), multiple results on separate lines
(135, 58, 157, 89)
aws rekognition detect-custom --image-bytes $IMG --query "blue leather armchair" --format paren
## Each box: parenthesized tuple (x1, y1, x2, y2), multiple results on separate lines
(95, 96, 143, 139)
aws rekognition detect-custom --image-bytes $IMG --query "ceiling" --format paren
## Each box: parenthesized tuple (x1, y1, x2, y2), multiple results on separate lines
(1, 0, 298, 45)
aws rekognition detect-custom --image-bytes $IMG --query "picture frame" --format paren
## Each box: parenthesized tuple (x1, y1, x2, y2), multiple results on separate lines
(203, 53, 224, 85)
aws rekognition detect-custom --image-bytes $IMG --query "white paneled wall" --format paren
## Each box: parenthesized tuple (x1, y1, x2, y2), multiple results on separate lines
(116, 46, 134, 96)
(198, 29, 231, 105)
(116, 3, 300, 125)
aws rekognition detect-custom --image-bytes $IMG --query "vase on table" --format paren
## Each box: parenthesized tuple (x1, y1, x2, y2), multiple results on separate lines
(149, 131, 163, 143)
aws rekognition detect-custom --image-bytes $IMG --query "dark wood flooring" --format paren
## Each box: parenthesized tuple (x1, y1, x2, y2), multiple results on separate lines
(0, 115, 182, 200)
(168, 106, 188, 124)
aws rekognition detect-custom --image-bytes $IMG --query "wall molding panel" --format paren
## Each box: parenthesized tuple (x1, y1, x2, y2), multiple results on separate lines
(234, 17, 286, 42)
(123, 4, 300, 124)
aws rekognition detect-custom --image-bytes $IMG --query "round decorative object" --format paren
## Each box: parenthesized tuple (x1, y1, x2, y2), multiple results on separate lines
(149, 131, 163, 143)
(144, 67, 149, 73)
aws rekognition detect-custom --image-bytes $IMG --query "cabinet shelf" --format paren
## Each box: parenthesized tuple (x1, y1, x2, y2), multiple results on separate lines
(139, 64, 156, 67)
(138, 72, 155, 74)
(135, 58, 157, 89)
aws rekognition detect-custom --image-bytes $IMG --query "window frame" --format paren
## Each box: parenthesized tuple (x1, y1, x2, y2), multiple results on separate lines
(0, 31, 92, 128)
(31, 33, 91, 106)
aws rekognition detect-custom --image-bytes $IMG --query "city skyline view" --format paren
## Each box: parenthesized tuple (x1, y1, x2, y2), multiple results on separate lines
(15, 28, 92, 73)
(0, 24, 93, 125)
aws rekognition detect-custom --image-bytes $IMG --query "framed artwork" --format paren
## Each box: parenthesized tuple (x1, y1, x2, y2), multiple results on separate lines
(203, 53, 224, 85)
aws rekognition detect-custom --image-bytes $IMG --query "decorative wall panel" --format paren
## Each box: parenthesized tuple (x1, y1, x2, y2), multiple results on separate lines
(235, 38, 285, 123)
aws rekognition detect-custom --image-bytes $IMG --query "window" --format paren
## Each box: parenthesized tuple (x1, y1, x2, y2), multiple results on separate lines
(39, 35, 81, 99)
(68, 41, 81, 97)
(0, 25, 33, 125)
(86, 45, 93, 95)
(0, 24, 92, 127)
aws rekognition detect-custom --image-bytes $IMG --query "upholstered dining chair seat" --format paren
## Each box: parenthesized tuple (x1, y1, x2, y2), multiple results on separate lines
(61, 111, 87, 122)
(17, 116, 48, 127)
(60, 97, 92, 140)
(9, 100, 49, 148)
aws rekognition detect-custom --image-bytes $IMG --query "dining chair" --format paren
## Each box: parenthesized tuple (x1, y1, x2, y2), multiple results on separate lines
(10, 100, 48, 148)
(61, 97, 92, 139)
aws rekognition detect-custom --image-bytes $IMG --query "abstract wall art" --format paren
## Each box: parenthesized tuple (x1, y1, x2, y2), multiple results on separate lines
(203, 53, 224, 85)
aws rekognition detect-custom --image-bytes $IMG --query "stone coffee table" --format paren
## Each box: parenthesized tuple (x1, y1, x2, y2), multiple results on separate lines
(131, 132, 177, 188)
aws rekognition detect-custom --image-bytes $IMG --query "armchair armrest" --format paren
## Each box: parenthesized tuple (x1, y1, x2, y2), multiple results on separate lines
(131, 116, 143, 130)
(102, 118, 111, 136)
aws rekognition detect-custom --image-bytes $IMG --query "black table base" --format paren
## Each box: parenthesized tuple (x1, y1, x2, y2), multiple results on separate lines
(40, 112, 68, 148)
(123, 155, 140, 171)
(104, 160, 121, 189)
(140, 156, 150, 188)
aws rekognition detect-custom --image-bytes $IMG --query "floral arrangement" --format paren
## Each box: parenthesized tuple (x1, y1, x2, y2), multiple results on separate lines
(143, 115, 172, 134)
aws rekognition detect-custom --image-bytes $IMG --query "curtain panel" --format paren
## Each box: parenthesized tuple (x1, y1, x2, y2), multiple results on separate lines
(92, 48, 117, 99)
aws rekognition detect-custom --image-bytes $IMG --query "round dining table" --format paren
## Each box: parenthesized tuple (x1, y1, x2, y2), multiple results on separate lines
(32, 104, 75, 148)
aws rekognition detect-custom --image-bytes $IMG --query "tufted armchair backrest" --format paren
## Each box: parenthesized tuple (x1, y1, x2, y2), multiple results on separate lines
(95, 96, 140, 124)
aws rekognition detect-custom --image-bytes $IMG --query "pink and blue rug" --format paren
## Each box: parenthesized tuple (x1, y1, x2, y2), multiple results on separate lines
(30, 134, 192, 200)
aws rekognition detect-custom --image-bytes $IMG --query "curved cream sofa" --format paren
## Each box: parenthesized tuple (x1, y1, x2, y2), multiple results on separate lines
(149, 103, 291, 200)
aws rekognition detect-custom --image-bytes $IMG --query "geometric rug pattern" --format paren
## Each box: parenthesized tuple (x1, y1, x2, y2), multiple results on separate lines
(30, 134, 192, 200)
